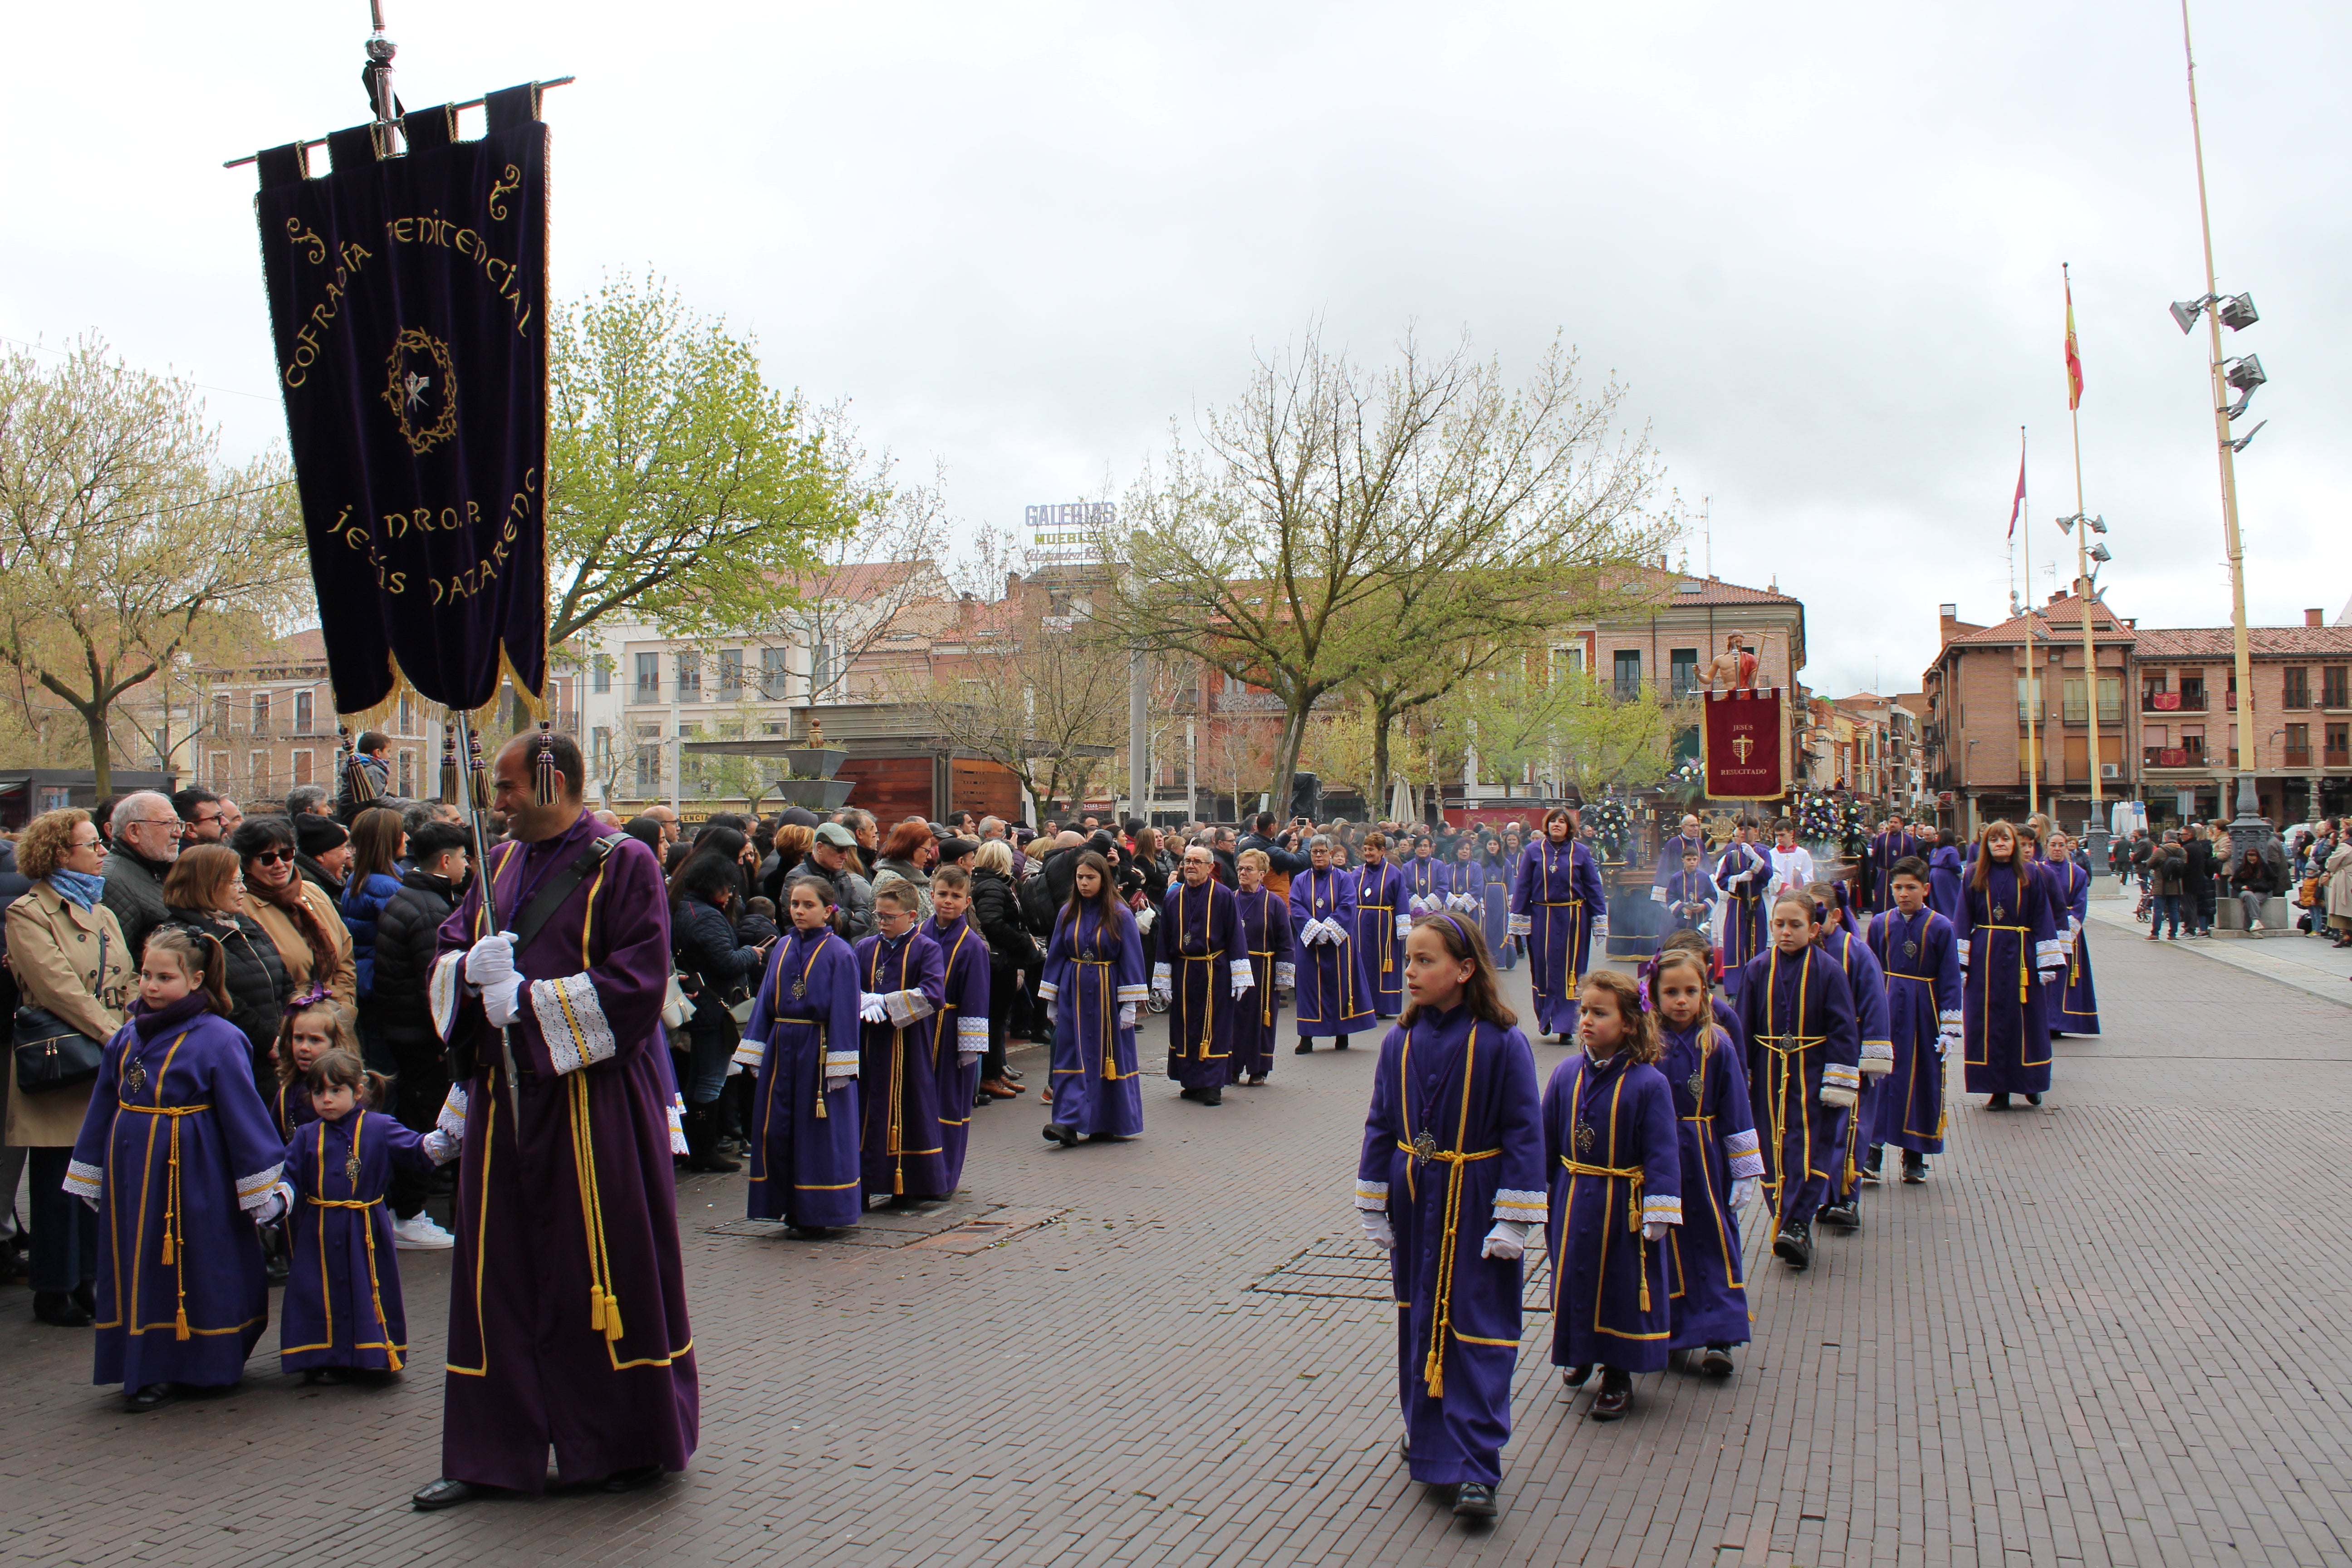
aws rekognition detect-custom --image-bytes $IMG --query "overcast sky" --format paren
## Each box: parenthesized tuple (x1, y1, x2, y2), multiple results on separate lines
(7, 3, 2346, 697)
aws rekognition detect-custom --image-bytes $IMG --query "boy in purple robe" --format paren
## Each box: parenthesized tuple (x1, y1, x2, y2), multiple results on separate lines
(738, 875, 864, 1235)
(1736, 892, 1860, 1272)
(1037, 850, 1148, 1146)
(1812, 881, 1892, 1232)
(274, 1049, 456, 1380)
(1645, 951, 1762, 1376)
(1954, 820, 2063, 1110)
(1153, 844, 1251, 1106)
(2045, 831, 2100, 1036)
(1663, 849, 1720, 935)
(66, 926, 286, 1411)
(1230, 850, 1294, 1085)
(1289, 837, 1376, 1053)
(924, 866, 990, 1194)
(1351, 835, 1407, 1018)
(1649, 813, 1706, 900)
(415, 733, 696, 1510)
(855, 882, 948, 1202)
(1355, 911, 1544, 1523)
(1399, 834, 1451, 921)
(1507, 808, 1608, 1041)
(1545, 969, 1681, 1421)
(1863, 856, 1961, 1183)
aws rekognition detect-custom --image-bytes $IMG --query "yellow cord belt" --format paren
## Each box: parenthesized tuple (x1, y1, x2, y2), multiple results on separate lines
(1396, 1021, 1485, 1401)
(1975, 922, 2035, 1004)
(1558, 1156, 1654, 1310)
(564, 1075, 626, 1344)
(307, 1190, 402, 1372)
(1073, 959, 1120, 1079)
(1249, 949, 1277, 1026)
(118, 1100, 210, 1341)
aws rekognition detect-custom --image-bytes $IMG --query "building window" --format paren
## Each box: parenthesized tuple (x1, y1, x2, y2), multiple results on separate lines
(2179, 725, 2205, 760)
(812, 643, 836, 697)
(675, 652, 701, 701)
(1669, 648, 1700, 698)
(760, 646, 790, 699)
(2015, 676, 2045, 722)
(2097, 676, 2122, 723)
(2179, 674, 2205, 709)
(250, 751, 272, 795)
(2328, 723, 2351, 766)
(592, 655, 612, 695)
(2285, 723, 2310, 766)
(212, 695, 230, 735)
(634, 652, 659, 702)
(292, 749, 313, 786)
(294, 690, 314, 733)
(2324, 666, 2349, 709)
(253, 694, 271, 734)
(398, 749, 416, 795)
(2284, 667, 2311, 709)
(1612, 650, 1641, 701)
(208, 750, 230, 787)
(717, 649, 744, 698)
(634, 732, 659, 794)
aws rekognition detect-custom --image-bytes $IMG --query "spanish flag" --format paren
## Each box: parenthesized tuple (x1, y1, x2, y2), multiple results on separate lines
(2064, 272, 2084, 411)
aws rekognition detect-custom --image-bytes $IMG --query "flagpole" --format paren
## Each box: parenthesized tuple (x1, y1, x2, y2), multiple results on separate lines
(2064, 263, 2106, 859)
(2021, 425, 2038, 819)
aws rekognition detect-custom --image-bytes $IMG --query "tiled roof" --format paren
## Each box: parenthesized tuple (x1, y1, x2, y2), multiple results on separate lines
(1597, 565, 1802, 608)
(2135, 626, 2352, 658)
(1942, 593, 2136, 647)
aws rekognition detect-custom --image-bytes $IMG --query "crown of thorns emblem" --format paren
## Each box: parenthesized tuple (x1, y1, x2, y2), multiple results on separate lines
(381, 328, 458, 455)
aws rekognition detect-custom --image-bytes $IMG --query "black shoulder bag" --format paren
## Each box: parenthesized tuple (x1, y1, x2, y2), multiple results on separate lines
(14, 930, 110, 1095)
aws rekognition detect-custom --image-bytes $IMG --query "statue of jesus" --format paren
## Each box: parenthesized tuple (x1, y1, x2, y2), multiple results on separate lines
(1702, 632, 1760, 693)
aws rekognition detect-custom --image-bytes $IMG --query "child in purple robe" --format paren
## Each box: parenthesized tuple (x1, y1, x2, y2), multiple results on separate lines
(1230, 850, 1295, 1085)
(65, 926, 286, 1412)
(1647, 949, 1762, 1376)
(1479, 835, 1515, 970)
(1446, 839, 1488, 927)
(855, 882, 948, 1202)
(1737, 892, 1861, 1272)
(1354, 911, 1544, 1524)
(1544, 970, 1681, 1421)
(1038, 851, 1148, 1147)
(1508, 807, 1608, 1042)
(274, 1049, 456, 1382)
(1663, 849, 1720, 935)
(267, 991, 348, 1141)
(924, 867, 990, 1194)
(1955, 820, 2063, 1110)
(2045, 831, 2100, 1037)
(739, 875, 865, 1237)
(1812, 882, 1892, 1233)
(1350, 834, 1406, 1018)
(1864, 856, 1962, 1184)
(1399, 835, 1450, 920)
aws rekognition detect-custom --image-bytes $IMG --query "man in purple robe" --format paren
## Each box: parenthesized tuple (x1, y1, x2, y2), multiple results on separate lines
(1863, 856, 1961, 1183)
(1289, 837, 1376, 1053)
(1862, 815, 1922, 914)
(412, 733, 696, 1510)
(1650, 813, 1706, 901)
(1351, 837, 1407, 1018)
(1154, 844, 1252, 1105)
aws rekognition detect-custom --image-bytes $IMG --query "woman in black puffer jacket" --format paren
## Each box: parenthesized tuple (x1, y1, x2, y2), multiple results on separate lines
(969, 841, 1034, 1096)
(161, 843, 290, 1089)
(670, 849, 772, 1172)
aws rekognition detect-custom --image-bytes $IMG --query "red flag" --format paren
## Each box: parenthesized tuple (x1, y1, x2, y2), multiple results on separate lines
(2064, 278, 2084, 411)
(2007, 450, 2026, 538)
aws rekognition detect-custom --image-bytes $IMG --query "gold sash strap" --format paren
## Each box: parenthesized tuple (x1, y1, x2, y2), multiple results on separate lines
(1559, 1156, 1652, 1309)
(1249, 948, 1277, 1026)
(308, 1174, 402, 1372)
(1977, 922, 2034, 1004)
(1398, 1024, 1485, 1399)
(1073, 958, 1121, 1080)
(119, 1100, 212, 1340)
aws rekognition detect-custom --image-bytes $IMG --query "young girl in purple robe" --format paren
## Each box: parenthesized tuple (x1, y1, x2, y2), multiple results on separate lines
(738, 876, 865, 1239)
(1038, 851, 1148, 1147)
(65, 925, 287, 1412)
(274, 1049, 455, 1383)
(1354, 912, 1544, 1524)
(1544, 970, 1680, 1422)
(267, 991, 349, 1141)
(1955, 820, 2063, 1111)
(1479, 834, 1515, 970)
(1646, 949, 1762, 1377)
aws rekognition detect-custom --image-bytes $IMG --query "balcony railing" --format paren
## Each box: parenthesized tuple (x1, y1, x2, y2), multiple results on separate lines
(630, 683, 661, 705)
(2285, 748, 2313, 768)
(2143, 691, 2206, 712)
(2326, 749, 2352, 769)
(2143, 746, 2203, 769)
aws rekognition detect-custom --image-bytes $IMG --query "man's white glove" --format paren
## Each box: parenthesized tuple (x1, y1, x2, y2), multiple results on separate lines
(1936, 1024, 1961, 1060)
(824, 1073, 855, 1095)
(1362, 1210, 1395, 1250)
(1591, 916, 1609, 943)
(481, 975, 524, 1029)
(859, 992, 890, 1024)
(1134, 906, 1156, 935)
(1230, 974, 1253, 1000)
(1480, 1219, 1531, 1260)
(1394, 914, 1412, 940)
(1730, 1176, 1761, 1213)
(1117, 1002, 1138, 1029)
(253, 1184, 293, 1225)
(1641, 1220, 1668, 1243)
(1151, 975, 1172, 1005)
(1044, 1000, 1056, 1027)
(465, 931, 517, 987)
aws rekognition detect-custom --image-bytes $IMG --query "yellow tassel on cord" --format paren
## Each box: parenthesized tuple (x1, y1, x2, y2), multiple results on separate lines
(160, 1233, 174, 1265)
(1423, 1352, 1445, 1399)
(174, 1308, 190, 1342)
(603, 1296, 624, 1342)
(589, 1288, 607, 1332)
(1638, 1238, 1651, 1313)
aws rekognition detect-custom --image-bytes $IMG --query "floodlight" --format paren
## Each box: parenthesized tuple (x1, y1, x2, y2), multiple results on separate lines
(2170, 297, 2207, 333)
(2088, 542, 2112, 564)
(2217, 293, 2259, 330)
(2224, 353, 2266, 394)
(2087, 515, 2108, 534)
(2056, 514, 2076, 535)
(2229, 419, 2267, 454)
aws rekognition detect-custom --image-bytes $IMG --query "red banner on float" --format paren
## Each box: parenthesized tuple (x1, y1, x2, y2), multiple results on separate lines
(1702, 687, 1784, 800)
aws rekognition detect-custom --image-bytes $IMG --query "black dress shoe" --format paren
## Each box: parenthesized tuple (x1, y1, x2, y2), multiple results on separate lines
(2025, 1093, 2043, 1106)
(1560, 1363, 1592, 1388)
(33, 1290, 91, 1328)
(410, 1477, 481, 1511)
(1042, 1123, 1078, 1148)
(1773, 1224, 1812, 1269)
(598, 1464, 666, 1494)
(1294, 1039, 1314, 1054)
(1699, 1345, 1734, 1377)
(1198, 1087, 1222, 1106)
(1589, 1386, 1632, 1421)
(123, 1382, 183, 1413)
(1452, 1481, 1499, 1519)
(1819, 1202, 1860, 1232)
(1178, 1087, 1200, 1102)
(1986, 1093, 2011, 1111)
(787, 1225, 834, 1240)
(1333, 1038, 1349, 1050)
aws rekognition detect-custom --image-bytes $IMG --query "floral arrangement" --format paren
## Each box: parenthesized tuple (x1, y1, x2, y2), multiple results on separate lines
(1796, 791, 1842, 843)
(1584, 796, 1631, 857)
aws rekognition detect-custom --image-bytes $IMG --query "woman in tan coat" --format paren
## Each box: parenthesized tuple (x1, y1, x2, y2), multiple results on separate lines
(5, 808, 131, 1327)
(2326, 843, 2352, 947)
(228, 816, 354, 1023)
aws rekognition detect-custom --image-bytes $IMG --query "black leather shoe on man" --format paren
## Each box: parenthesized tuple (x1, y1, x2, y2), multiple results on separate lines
(1452, 1482, 1499, 1520)
(1773, 1223, 1813, 1269)
(411, 1478, 480, 1512)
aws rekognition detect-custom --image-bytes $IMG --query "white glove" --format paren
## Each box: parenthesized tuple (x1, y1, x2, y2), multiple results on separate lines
(859, 992, 890, 1023)
(824, 1073, 855, 1095)
(1044, 1000, 1056, 1027)
(1117, 1002, 1137, 1029)
(481, 975, 524, 1029)
(1936, 1026, 1961, 1060)
(79, 1191, 100, 1212)
(1730, 1176, 1761, 1212)
(465, 931, 517, 987)
(1362, 1210, 1395, 1250)
(1152, 980, 1172, 1004)
(1231, 975, 1252, 1000)
(1480, 1219, 1531, 1260)
(1134, 906, 1156, 935)
(1394, 915, 1412, 940)
(254, 1185, 292, 1225)
(1641, 1220, 1667, 1243)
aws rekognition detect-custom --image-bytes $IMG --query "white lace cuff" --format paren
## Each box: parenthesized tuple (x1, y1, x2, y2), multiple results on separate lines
(1116, 983, 1149, 1004)
(667, 1093, 688, 1155)
(1822, 1062, 1860, 1095)
(957, 1015, 988, 1054)
(1275, 962, 1295, 988)
(1152, 962, 1172, 988)
(1724, 1128, 1764, 1179)
(1036, 979, 1060, 1002)
(1642, 1193, 1682, 1226)
(1354, 1177, 1390, 1212)
(1937, 1009, 1962, 1029)
(1493, 1186, 1547, 1222)
(434, 1084, 469, 1141)
(733, 1036, 768, 1070)
(429, 951, 466, 1041)
(531, 972, 618, 1075)
(236, 1161, 287, 1215)
(1229, 959, 1254, 985)
(883, 990, 936, 1027)
(64, 1158, 104, 1203)
(1507, 915, 1531, 936)
(1955, 938, 1970, 968)
(1859, 1039, 1895, 1076)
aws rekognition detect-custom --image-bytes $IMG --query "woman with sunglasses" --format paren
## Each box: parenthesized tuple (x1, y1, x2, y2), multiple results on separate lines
(230, 818, 355, 1027)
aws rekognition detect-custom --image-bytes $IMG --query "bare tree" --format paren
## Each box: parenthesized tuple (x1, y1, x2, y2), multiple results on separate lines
(1107, 328, 1671, 817)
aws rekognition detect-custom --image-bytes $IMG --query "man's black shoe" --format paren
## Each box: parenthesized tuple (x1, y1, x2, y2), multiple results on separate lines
(1294, 1039, 1314, 1054)
(33, 1290, 91, 1328)
(123, 1382, 183, 1413)
(1452, 1482, 1499, 1520)
(1819, 1202, 1861, 1232)
(1199, 1087, 1222, 1106)
(598, 1464, 666, 1494)
(2025, 1093, 2043, 1106)
(1178, 1087, 1201, 1102)
(1333, 1038, 1349, 1050)
(1042, 1123, 1078, 1148)
(1773, 1224, 1812, 1269)
(1986, 1093, 2010, 1111)
(1560, 1363, 1592, 1388)
(411, 1477, 481, 1512)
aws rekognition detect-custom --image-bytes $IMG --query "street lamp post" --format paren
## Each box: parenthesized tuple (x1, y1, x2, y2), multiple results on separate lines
(2176, 0, 2273, 866)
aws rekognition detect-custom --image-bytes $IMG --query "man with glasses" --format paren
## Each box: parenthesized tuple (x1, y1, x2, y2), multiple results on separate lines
(216, 798, 245, 837)
(173, 786, 227, 845)
(101, 791, 181, 961)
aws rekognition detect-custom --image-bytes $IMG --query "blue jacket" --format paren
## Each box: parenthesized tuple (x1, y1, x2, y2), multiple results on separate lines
(339, 870, 402, 996)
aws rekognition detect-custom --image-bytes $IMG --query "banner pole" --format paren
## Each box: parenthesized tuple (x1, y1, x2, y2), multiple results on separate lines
(455, 706, 526, 1128)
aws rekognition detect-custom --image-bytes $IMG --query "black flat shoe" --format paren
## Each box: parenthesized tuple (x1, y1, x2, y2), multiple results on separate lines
(1198, 1087, 1222, 1106)
(1773, 1225, 1812, 1270)
(1042, 1122, 1078, 1148)
(1333, 1039, 1349, 1050)
(1560, 1363, 1592, 1388)
(2025, 1093, 2043, 1106)
(598, 1464, 666, 1494)
(1452, 1481, 1498, 1519)
(1589, 1386, 1632, 1421)
(33, 1290, 91, 1328)
(1699, 1345, 1734, 1377)
(410, 1477, 481, 1511)
(123, 1382, 182, 1413)
(1294, 1040, 1314, 1054)
(1986, 1093, 2010, 1111)
(787, 1225, 834, 1240)
(1178, 1087, 1201, 1102)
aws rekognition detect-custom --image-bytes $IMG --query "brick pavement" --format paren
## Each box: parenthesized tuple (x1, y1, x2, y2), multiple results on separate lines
(4, 923, 2350, 1567)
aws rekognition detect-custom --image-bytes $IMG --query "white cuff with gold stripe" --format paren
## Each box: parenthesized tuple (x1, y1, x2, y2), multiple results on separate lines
(530, 972, 617, 1076)
(1493, 1186, 1547, 1222)
(1641, 1193, 1683, 1226)
(1354, 1178, 1390, 1212)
